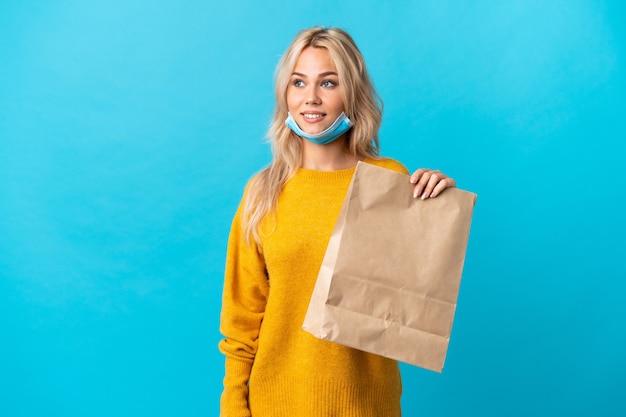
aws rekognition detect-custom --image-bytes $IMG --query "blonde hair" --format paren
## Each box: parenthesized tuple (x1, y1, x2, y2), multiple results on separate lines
(243, 27, 382, 244)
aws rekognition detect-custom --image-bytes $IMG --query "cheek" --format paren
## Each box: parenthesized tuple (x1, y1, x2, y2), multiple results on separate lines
(285, 88, 298, 110)
(331, 96, 346, 113)
(328, 90, 346, 112)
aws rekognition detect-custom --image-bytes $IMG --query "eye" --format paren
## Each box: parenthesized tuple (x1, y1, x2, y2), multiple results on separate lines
(321, 80, 337, 88)
(292, 79, 305, 87)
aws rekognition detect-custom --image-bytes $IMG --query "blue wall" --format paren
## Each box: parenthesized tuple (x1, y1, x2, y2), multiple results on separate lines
(1, 1, 624, 416)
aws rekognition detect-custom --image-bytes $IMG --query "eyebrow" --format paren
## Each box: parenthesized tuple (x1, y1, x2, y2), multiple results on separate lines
(291, 71, 339, 78)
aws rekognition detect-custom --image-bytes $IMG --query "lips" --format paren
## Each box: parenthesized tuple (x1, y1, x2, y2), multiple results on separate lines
(301, 112, 326, 123)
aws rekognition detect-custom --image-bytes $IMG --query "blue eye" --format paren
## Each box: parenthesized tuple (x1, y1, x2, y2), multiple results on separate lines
(292, 79, 305, 87)
(322, 80, 337, 88)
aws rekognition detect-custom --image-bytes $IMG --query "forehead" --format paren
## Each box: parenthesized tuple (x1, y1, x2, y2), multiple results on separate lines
(292, 47, 337, 74)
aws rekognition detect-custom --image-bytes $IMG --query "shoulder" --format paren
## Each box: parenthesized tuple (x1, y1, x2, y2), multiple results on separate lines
(229, 169, 267, 220)
(241, 166, 270, 197)
(364, 157, 410, 175)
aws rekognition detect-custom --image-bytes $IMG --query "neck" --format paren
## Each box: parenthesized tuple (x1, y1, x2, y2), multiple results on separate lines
(300, 135, 360, 171)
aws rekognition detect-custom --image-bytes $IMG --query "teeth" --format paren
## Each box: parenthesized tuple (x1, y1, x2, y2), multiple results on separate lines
(303, 113, 323, 119)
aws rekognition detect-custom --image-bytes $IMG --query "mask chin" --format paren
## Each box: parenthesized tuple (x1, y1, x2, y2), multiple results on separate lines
(285, 112, 353, 145)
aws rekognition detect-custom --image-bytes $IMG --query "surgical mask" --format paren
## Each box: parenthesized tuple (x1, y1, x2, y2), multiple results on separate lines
(285, 112, 353, 145)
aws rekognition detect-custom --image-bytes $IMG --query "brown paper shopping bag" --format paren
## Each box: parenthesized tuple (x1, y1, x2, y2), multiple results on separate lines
(302, 161, 477, 372)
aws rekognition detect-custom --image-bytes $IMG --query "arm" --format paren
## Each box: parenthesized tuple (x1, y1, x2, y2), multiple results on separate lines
(218, 198, 269, 417)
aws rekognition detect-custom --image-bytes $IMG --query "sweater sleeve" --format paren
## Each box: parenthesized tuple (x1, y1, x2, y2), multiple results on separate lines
(218, 193, 269, 417)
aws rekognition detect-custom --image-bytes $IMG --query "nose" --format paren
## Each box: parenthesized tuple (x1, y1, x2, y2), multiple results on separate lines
(305, 85, 321, 105)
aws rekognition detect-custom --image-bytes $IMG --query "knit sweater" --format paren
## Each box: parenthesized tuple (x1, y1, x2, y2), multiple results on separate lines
(219, 157, 410, 417)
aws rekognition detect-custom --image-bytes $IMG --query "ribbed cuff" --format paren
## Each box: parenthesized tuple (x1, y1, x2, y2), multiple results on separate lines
(248, 374, 401, 417)
(220, 356, 254, 417)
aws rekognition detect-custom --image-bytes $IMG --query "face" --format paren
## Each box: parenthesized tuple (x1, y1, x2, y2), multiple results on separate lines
(286, 47, 345, 136)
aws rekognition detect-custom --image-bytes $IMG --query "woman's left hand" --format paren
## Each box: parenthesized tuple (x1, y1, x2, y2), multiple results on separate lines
(409, 168, 456, 199)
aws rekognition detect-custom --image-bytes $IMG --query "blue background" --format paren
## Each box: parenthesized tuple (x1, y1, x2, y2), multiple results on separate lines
(1, 0, 624, 416)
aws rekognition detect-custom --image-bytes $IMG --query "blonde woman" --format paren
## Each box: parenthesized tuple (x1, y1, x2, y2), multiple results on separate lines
(219, 27, 456, 417)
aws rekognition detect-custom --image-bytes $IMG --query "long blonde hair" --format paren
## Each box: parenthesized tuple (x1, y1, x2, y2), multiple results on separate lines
(243, 27, 383, 244)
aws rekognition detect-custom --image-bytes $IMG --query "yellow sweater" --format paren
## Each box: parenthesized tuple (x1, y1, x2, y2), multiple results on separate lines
(219, 158, 409, 417)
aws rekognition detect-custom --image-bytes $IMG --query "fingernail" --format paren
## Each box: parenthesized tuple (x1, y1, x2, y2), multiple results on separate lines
(413, 190, 418, 198)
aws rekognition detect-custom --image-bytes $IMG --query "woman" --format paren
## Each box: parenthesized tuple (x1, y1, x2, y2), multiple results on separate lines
(219, 27, 455, 417)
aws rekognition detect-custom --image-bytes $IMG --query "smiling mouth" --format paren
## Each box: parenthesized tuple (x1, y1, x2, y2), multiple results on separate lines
(302, 113, 325, 120)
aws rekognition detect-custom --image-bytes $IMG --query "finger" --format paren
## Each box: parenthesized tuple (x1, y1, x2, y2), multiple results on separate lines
(412, 170, 430, 198)
(412, 169, 438, 198)
(429, 178, 450, 198)
(409, 168, 430, 184)
(420, 172, 443, 199)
